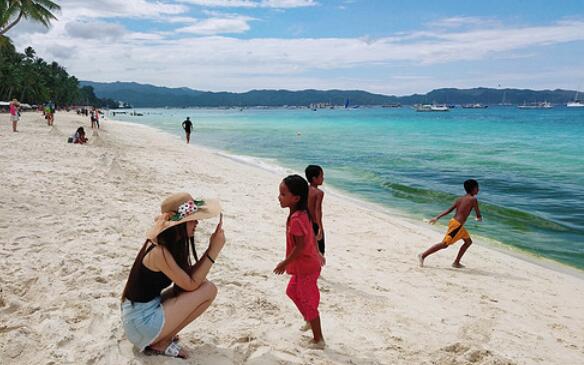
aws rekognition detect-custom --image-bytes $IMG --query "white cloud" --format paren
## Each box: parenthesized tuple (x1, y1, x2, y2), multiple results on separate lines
(177, 17, 252, 34)
(178, 0, 317, 8)
(427, 16, 502, 29)
(7, 8, 584, 94)
(58, 0, 187, 18)
(65, 21, 127, 40)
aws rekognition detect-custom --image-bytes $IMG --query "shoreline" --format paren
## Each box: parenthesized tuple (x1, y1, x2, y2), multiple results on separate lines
(108, 113, 584, 279)
(2, 111, 584, 365)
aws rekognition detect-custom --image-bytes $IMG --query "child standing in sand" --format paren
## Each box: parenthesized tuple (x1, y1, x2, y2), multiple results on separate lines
(305, 165, 326, 261)
(418, 179, 482, 268)
(9, 99, 19, 132)
(274, 175, 325, 349)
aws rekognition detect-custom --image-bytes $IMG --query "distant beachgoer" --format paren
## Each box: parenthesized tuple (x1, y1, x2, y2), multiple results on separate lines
(9, 99, 20, 132)
(274, 175, 325, 349)
(45, 103, 54, 126)
(418, 179, 482, 268)
(73, 127, 88, 144)
(50, 103, 55, 126)
(121, 193, 225, 359)
(94, 109, 100, 129)
(306, 165, 326, 262)
(90, 108, 96, 129)
(182, 117, 193, 144)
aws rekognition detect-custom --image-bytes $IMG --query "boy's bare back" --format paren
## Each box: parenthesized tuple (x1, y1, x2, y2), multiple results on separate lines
(453, 194, 479, 225)
(308, 186, 324, 222)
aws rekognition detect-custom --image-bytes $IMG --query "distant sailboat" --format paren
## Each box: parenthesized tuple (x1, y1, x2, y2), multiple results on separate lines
(567, 91, 584, 108)
(499, 89, 512, 106)
(462, 103, 488, 109)
(517, 101, 552, 109)
(415, 104, 449, 112)
(344, 98, 350, 109)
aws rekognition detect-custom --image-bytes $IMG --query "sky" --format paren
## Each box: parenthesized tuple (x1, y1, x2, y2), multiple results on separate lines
(7, 0, 584, 95)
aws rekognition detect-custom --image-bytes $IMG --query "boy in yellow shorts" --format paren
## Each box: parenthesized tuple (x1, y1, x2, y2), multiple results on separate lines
(418, 179, 482, 268)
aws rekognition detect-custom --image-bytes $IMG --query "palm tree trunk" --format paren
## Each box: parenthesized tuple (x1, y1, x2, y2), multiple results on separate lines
(0, 11, 24, 36)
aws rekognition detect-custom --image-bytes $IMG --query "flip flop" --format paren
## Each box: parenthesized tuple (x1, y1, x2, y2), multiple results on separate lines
(144, 341, 186, 359)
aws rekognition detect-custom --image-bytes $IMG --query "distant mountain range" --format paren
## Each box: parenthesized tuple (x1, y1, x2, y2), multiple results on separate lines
(80, 81, 581, 108)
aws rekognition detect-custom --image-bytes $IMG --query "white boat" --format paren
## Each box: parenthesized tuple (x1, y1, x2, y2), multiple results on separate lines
(567, 92, 584, 108)
(567, 101, 584, 108)
(462, 103, 488, 109)
(517, 101, 552, 109)
(415, 104, 449, 112)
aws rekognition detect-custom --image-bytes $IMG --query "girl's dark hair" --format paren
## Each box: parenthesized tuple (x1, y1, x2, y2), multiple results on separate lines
(121, 223, 197, 302)
(283, 174, 309, 212)
(76, 126, 85, 134)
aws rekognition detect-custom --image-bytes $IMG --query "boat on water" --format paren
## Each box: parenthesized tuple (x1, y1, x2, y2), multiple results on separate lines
(382, 104, 401, 108)
(517, 101, 552, 109)
(415, 104, 449, 112)
(567, 92, 584, 108)
(567, 100, 584, 108)
(462, 103, 488, 109)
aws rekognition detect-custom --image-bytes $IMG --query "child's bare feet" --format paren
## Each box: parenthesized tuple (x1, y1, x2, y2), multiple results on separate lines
(307, 339, 326, 350)
(417, 254, 424, 268)
(300, 321, 311, 332)
(452, 262, 465, 268)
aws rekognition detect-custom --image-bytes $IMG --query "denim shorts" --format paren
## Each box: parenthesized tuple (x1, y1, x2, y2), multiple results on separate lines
(121, 297, 165, 351)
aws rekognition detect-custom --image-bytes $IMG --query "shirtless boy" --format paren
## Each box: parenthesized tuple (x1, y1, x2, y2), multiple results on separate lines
(418, 179, 482, 268)
(305, 165, 326, 260)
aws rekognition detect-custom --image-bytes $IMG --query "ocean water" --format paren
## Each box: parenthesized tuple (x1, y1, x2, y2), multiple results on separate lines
(111, 107, 584, 270)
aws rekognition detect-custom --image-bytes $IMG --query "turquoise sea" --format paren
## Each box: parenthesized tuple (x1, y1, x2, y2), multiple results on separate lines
(112, 107, 584, 270)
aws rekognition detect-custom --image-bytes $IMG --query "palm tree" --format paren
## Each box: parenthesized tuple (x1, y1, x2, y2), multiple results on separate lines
(0, 0, 61, 36)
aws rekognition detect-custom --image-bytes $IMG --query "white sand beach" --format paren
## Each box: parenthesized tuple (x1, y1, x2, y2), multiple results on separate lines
(1, 111, 583, 365)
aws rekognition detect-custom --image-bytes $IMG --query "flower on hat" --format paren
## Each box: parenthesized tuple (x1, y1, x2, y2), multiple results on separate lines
(170, 199, 206, 221)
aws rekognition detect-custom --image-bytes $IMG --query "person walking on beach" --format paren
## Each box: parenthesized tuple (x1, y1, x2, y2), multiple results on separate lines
(274, 175, 325, 349)
(9, 99, 20, 132)
(94, 108, 100, 129)
(418, 179, 482, 268)
(182, 117, 193, 144)
(306, 165, 326, 263)
(121, 193, 225, 359)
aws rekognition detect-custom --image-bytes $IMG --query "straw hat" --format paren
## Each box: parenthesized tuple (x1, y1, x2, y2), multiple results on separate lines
(147, 192, 221, 243)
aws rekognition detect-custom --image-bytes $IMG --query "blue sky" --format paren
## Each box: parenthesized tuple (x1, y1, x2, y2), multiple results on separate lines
(9, 0, 584, 94)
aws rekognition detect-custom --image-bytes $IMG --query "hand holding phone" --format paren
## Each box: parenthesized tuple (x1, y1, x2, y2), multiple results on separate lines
(210, 213, 225, 252)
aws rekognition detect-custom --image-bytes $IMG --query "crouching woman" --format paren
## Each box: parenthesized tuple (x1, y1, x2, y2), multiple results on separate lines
(121, 193, 225, 359)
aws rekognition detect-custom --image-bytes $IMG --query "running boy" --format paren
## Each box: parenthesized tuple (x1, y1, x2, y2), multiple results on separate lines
(305, 165, 326, 260)
(418, 179, 482, 268)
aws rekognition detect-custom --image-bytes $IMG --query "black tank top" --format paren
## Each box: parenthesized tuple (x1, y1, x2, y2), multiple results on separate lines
(125, 245, 172, 303)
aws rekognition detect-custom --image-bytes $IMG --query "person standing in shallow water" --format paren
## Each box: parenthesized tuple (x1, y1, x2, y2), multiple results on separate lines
(121, 193, 225, 359)
(182, 117, 193, 144)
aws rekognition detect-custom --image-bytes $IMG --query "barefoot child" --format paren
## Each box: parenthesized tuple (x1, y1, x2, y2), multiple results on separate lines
(305, 165, 326, 260)
(274, 175, 325, 349)
(418, 179, 482, 268)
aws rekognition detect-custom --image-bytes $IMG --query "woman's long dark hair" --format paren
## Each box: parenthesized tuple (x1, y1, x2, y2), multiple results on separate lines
(283, 174, 309, 215)
(121, 222, 198, 302)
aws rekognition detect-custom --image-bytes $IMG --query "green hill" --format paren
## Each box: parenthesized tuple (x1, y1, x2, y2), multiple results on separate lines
(80, 81, 581, 108)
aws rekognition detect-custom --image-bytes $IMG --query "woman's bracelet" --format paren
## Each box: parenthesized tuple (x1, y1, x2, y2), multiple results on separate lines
(206, 253, 216, 264)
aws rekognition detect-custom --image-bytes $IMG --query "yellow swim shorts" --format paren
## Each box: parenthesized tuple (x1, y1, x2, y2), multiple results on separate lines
(442, 218, 470, 245)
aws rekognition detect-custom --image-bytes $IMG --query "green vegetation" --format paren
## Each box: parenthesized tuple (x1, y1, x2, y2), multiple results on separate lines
(1, 1, 116, 107)
(0, 38, 117, 107)
(83, 81, 582, 108)
(0, 0, 61, 36)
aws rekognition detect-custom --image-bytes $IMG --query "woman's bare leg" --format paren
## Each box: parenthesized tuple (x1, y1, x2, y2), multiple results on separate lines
(149, 281, 217, 357)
